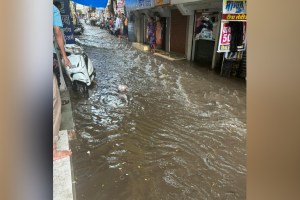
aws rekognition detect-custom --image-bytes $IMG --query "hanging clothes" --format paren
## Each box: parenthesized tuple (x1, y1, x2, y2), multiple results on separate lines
(229, 21, 244, 51)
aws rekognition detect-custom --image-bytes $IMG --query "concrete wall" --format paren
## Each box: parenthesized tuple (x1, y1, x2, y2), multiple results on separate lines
(135, 13, 142, 43)
(211, 13, 222, 69)
(186, 14, 195, 61)
(165, 17, 171, 52)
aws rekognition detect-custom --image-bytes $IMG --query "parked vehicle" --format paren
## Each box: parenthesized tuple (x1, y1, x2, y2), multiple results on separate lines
(63, 43, 96, 95)
(108, 21, 119, 36)
(85, 19, 91, 25)
(74, 22, 84, 35)
(96, 20, 101, 26)
(100, 20, 105, 29)
(74, 26, 83, 35)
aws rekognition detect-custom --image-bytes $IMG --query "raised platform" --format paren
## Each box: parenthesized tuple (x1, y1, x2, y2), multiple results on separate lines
(132, 42, 150, 51)
(154, 50, 186, 61)
(53, 130, 75, 200)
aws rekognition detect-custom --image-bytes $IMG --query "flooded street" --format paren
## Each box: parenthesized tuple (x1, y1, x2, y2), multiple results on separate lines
(69, 24, 246, 200)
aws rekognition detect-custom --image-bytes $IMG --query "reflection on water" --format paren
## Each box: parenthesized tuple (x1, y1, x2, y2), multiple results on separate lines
(70, 24, 246, 200)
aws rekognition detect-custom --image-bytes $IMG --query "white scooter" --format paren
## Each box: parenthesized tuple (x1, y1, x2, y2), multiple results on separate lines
(63, 42, 96, 95)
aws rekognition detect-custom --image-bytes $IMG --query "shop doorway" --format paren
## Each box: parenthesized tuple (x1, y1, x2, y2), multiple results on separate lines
(156, 17, 166, 51)
(193, 12, 219, 66)
(170, 10, 187, 55)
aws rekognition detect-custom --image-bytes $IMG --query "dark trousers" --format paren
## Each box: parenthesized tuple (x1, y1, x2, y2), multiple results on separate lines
(123, 26, 128, 36)
(53, 53, 61, 88)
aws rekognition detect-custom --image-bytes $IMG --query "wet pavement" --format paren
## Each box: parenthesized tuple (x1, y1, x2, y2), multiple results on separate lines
(69, 23, 246, 200)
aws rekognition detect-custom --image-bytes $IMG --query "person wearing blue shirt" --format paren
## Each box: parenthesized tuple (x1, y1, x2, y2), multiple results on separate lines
(53, 4, 70, 66)
(53, 4, 72, 161)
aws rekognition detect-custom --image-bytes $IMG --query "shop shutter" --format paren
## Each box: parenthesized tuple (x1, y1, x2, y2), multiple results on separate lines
(170, 10, 187, 55)
(238, 51, 247, 78)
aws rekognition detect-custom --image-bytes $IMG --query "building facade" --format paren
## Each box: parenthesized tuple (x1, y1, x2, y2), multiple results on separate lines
(126, 0, 223, 69)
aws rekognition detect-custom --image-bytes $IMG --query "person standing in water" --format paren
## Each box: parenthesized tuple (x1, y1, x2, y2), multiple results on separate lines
(146, 16, 156, 53)
(53, 4, 72, 160)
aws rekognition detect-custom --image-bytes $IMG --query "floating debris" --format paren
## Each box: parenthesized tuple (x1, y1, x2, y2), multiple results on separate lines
(118, 85, 128, 93)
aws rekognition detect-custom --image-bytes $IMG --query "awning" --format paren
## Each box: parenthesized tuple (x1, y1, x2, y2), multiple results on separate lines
(71, 0, 108, 8)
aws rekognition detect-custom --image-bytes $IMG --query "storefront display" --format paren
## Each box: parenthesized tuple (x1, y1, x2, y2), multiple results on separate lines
(218, 0, 247, 78)
(193, 12, 219, 65)
(218, 21, 246, 52)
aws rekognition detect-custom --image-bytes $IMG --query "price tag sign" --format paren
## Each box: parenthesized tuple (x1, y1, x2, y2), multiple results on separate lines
(217, 21, 246, 52)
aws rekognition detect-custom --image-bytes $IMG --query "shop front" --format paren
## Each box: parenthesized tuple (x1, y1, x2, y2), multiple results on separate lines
(170, 9, 187, 55)
(193, 11, 220, 66)
(217, 0, 247, 78)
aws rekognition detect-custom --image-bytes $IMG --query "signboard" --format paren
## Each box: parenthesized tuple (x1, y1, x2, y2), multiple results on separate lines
(126, 0, 139, 11)
(57, 0, 75, 44)
(155, 0, 170, 6)
(217, 0, 247, 52)
(223, 0, 246, 14)
(194, 14, 215, 41)
(217, 21, 246, 52)
(117, 0, 125, 14)
(138, 0, 154, 9)
(117, 0, 124, 7)
(222, 13, 246, 21)
(138, 0, 144, 7)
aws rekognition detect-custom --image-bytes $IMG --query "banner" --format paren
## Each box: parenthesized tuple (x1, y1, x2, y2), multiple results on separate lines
(138, 0, 154, 9)
(222, 13, 246, 21)
(217, 0, 247, 52)
(57, 0, 75, 44)
(223, 0, 246, 14)
(117, 0, 125, 14)
(126, 0, 139, 11)
(217, 21, 246, 52)
(155, 0, 170, 6)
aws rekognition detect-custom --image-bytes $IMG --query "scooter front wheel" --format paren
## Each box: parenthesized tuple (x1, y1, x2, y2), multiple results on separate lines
(72, 80, 89, 97)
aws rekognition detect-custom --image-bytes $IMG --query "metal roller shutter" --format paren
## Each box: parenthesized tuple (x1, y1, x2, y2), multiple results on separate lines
(238, 51, 247, 78)
(170, 10, 187, 55)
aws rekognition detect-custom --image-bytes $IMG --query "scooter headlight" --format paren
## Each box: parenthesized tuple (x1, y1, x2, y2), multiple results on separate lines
(73, 48, 83, 54)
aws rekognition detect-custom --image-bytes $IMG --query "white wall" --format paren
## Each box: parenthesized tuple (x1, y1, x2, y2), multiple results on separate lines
(165, 17, 171, 52)
(186, 15, 195, 61)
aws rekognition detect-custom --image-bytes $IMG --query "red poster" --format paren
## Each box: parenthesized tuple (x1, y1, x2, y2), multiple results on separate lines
(218, 21, 246, 52)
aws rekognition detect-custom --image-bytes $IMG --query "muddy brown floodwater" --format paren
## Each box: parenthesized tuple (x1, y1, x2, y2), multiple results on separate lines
(69, 23, 246, 200)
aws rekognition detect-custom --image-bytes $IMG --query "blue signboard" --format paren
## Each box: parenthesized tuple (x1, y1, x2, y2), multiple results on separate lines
(126, 0, 138, 11)
(56, 0, 75, 44)
(145, 0, 153, 7)
(138, 0, 144, 7)
(138, 0, 153, 8)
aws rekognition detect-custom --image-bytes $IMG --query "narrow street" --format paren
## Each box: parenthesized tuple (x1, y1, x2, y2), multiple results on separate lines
(68, 23, 246, 200)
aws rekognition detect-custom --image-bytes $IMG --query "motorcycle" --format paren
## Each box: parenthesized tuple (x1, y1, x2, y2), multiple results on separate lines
(100, 21, 105, 29)
(96, 20, 101, 26)
(74, 22, 84, 35)
(109, 22, 119, 36)
(85, 19, 91, 25)
(63, 43, 96, 95)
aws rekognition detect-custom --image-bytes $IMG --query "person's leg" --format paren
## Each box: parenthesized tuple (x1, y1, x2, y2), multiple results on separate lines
(153, 35, 156, 53)
(53, 54, 61, 88)
(53, 74, 71, 160)
(125, 27, 128, 39)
